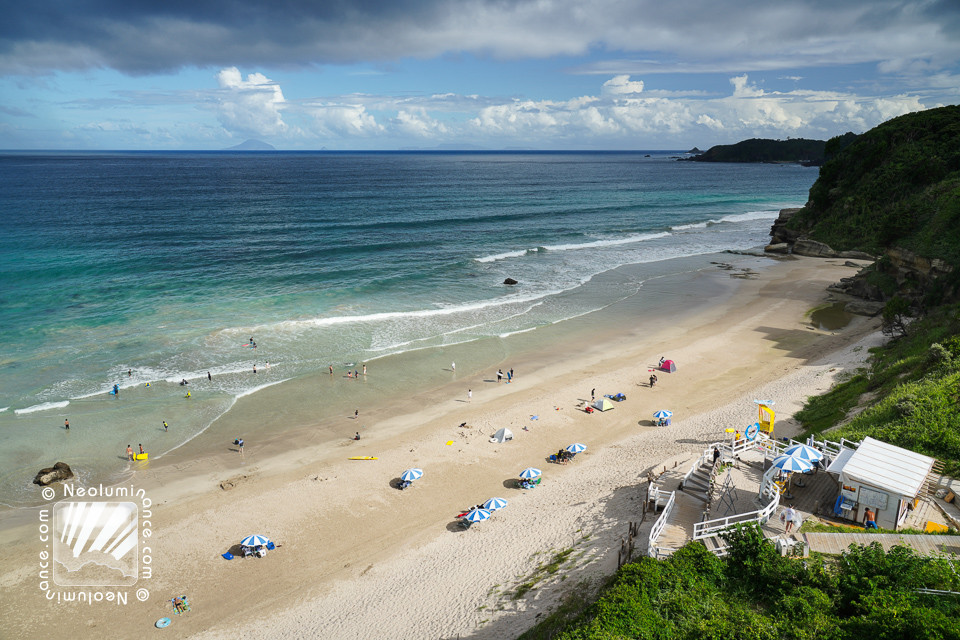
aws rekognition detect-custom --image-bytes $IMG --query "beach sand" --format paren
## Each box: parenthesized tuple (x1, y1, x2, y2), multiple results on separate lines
(0, 255, 883, 639)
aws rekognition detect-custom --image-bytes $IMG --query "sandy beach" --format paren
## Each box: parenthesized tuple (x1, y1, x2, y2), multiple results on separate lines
(0, 255, 883, 639)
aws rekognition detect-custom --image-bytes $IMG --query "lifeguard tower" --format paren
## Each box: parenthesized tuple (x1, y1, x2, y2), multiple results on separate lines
(755, 400, 775, 437)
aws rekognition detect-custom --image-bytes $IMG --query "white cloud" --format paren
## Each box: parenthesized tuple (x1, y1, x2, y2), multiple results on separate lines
(601, 75, 645, 96)
(393, 108, 449, 137)
(215, 67, 287, 137)
(307, 102, 384, 137)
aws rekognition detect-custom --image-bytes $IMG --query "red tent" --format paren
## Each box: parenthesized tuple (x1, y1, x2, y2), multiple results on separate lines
(661, 359, 677, 373)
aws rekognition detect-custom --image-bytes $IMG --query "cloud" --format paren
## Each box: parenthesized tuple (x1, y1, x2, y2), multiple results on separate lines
(306, 102, 384, 137)
(215, 67, 287, 137)
(601, 75, 644, 97)
(1, 1, 958, 77)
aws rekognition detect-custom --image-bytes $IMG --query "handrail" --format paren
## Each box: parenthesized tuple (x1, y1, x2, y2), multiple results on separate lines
(681, 448, 712, 488)
(693, 490, 779, 540)
(647, 490, 677, 557)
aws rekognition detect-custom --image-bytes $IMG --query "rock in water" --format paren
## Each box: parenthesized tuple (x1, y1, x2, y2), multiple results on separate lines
(503, 278, 518, 285)
(33, 462, 74, 486)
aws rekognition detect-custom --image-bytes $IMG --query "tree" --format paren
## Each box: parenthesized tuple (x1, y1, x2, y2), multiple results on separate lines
(882, 296, 910, 337)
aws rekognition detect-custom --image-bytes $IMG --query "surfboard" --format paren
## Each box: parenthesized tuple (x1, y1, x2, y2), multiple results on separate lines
(348, 456, 378, 460)
(135, 453, 148, 460)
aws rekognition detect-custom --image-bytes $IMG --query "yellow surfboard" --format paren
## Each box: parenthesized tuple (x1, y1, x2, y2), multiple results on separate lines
(135, 453, 149, 460)
(348, 456, 378, 460)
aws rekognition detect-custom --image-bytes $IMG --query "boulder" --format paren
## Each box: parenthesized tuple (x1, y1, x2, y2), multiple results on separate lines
(768, 208, 804, 245)
(844, 300, 885, 317)
(838, 251, 875, 261)
(33, 462, 74, 486)
(792, 239, 839, 258)
(503, 278, 518, 285)
(764, 243, 790, 254)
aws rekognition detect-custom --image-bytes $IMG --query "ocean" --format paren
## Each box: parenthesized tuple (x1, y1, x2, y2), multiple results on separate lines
(0, 151, 818, 507)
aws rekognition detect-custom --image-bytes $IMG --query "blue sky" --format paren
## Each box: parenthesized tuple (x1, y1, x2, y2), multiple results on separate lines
(1, 0, 958, 150)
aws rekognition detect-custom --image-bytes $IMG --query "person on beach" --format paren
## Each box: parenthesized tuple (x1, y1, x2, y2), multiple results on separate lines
(509, 368, 514, 381)
(64, 418, 69, 430)
(354, 432, 360, 440)
(185, 391, 191, 398)
(712, 447, 721, 464)
(658, 356, 665, 366)
(138, 444, 144, 456)
(208, 371, 212, 381)
(354, 409, 359, 419)
(451, 362, 455, 372)
(235, 438, 244, 454)
(163, 421, 168, 432)
(354, 370, 358, 378)
(497, 369, 503, 383)
(591, 388, 595, 401)
(329, 365, 333, 375)
(126, 445, 134, 461)
(362, 364, 367, 376)
(113, 383, 119, 396)
(782, 505, 797, 534)
(253, 365, 257, 374)
(649, 374, 657, 388)
(468, 389, 472, 402)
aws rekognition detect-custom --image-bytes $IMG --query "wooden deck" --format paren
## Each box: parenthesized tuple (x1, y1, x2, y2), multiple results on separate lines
(803, 533, 960, 556)
(657, 492, 709, 551)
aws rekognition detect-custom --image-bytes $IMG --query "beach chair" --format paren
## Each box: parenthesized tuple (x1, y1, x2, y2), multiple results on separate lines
(242, 546, 255, 558)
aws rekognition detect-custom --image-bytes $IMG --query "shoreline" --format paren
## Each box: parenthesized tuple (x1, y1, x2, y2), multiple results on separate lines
(0, 255, 881, 639)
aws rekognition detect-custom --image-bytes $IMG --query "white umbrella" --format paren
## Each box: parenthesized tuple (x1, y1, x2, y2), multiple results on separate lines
(400, 468, 424, 482)
(240, 534, 271, 547)
(652, 410, 673, 419)
(772, 454, 814, 473)
(783, 444, 822, 463)
(464, 508, 491, 523)
(565, 443, 587, 453)
(519, 467, 542, 479)
(483, 497, 508, 511)
(753, 399, 775, 405)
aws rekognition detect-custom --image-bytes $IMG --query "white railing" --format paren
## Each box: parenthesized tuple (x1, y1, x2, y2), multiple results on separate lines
(693, 490, 780, 541)
(647, 490, 677, 558)
(681, 448, 712, 488)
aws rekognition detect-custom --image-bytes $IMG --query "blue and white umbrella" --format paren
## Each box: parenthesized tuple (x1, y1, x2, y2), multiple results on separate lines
(464, 508, 491, 523)
(519, 467, 542, 479)
(565, 443, 587, 454)
(652, 410, 673, 419)
(772, 454, 814, 474)
(483, 497, 509, 511)
(400, 468, 424, 482)
(240, 534, 271, 547)
(783, 444, 823, 463)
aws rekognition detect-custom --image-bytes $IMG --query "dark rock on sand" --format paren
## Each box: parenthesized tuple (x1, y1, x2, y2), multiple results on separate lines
(33, 462, 74, 486)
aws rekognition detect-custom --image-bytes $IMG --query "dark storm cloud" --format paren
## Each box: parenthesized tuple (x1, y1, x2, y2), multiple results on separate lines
(1, 0, 958, 76)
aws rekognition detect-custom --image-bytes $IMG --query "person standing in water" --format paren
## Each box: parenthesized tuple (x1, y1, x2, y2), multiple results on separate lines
(207, 371, 212, 381)
(64, 418, 69, 430)
(126, 445, 134, 461)
(163, 421, 168, 432)
(451, 362, 455, 372)
(362, 364, 367, 376)
(113, 383, 119, 396)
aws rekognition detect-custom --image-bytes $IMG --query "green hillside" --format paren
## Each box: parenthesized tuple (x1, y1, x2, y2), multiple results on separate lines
(787, 106, 960, 262)
(685, 138, 826, 163)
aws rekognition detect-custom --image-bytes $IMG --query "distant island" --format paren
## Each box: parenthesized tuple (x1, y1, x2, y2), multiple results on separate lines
(224, 139, 276, 151)
(682, 137, 830, 165)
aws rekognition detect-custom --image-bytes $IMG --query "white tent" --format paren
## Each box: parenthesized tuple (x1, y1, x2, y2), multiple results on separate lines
(490, 427, 514, 443)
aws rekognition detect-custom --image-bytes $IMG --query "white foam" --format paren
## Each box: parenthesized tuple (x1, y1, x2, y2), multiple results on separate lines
(542, 232, 670, 252)
(15, 400, 70, 415)
(716, 210, 779, 224)
(236, 378, 290, 399)
(0, 407, 8, 413)
(474, 248, 535, 263)
(498, 326, 538, 338)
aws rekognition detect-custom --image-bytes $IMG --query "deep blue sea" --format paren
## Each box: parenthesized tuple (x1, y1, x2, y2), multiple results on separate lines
(0, 151, 818, 505)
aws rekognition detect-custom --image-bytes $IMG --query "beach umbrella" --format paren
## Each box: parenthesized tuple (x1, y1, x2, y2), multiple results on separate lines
(783, 444, 823, 463)
(400, 468, 424, 482)
(519, 467, 542, 479)
(464, 508, 491, 523)
(771, 454, 814, 474)
(652, 410, 673, 419)
(240, 534, 271, 547)
(753, 399, 775, 406)
(565, 443, 587, 454)
(483, 497, 509, 511)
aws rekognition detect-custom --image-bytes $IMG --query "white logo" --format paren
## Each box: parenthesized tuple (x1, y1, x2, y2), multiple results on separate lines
(54, 501, 139, 586)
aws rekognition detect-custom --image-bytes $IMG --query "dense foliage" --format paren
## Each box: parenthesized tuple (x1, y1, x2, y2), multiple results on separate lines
(796, 302, 960, 475)
(788, 105, 960, 261)
(520, 526, 960, 640)
(685, 138, 826, 164)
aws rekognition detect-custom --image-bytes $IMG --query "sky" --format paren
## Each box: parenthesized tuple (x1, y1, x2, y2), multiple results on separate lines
(1, 0, 958, 150)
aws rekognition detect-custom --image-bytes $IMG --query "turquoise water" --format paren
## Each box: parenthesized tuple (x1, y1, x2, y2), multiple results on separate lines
(0, 151, 817, 505)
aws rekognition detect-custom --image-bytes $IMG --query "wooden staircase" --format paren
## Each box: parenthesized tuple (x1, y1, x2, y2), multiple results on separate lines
(681, 457, 714, 504)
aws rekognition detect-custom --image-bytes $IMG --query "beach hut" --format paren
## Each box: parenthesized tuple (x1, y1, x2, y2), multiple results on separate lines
(661, 359, 677, 373)
(490, 427, 514, 443)
(828, 437, 936, 530)
(593, 397, 615, 412)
